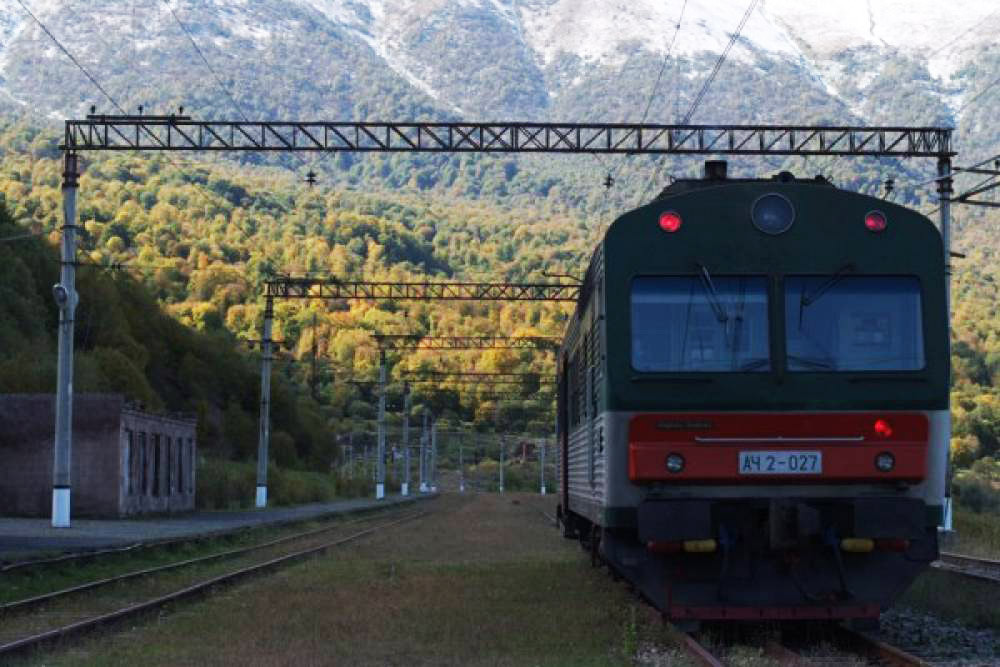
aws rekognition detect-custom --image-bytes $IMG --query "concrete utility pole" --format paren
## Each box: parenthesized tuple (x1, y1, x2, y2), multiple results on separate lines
(419, 411, 429, 492)
(348, 432, 354, 479)
(256, 295, 274, 508)
(939, 156, 954, 533)
(539, 439, 546, 495)
(51, 152, 79, 528)
(499, 433, 505, 494)
(459, 427, 465, 494)
(376, 349, 387, 500)
(401, 383, 411, 496)
(430, 419, 438, 492)
(495, 403, 504, 494)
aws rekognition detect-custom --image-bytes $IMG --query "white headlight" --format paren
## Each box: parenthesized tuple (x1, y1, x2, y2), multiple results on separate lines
(875, 452, 895, 472)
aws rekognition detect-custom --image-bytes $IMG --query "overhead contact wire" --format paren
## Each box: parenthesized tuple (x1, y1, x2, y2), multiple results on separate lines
(14, 0, 126, 114)
(162, 0, 251, 123)
(615, 0, 687, 210)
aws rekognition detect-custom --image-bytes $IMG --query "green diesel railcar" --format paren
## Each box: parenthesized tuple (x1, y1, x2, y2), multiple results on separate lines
(556, 161, 948, 626)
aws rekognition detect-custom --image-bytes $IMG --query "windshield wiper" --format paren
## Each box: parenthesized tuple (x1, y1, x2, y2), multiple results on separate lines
(787, 354, 834, 370)
(739, 358, 770, 371)
(799, 262, 855, 330)
(800, 262, 856, 308)
(697, 264, 729, 323)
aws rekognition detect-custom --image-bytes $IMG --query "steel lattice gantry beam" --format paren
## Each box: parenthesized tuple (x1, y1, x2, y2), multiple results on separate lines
(372, 335, 560, 351)
(399, 371, 555, 383)
(63, 116, 955, 157)
(265, 277, 579, 301)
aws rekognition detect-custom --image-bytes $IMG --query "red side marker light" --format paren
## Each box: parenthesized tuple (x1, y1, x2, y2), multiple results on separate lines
(659, 211, 682, 233)
(873, 419, 893, 438)
(865, 211, 887, 233)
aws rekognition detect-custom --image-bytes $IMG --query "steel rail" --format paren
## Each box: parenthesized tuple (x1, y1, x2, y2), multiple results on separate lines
(834, 626, 932, 667)
(0, 498, 421, 573)
(763, 640, 806, 665)
(0, 506, 412, 616)
(677, 631, 725, 667)
(934, 551, 1000, 582)
(0, 511, 428, 658)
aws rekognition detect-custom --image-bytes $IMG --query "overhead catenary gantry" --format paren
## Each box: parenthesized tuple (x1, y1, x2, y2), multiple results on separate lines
(371, 334, 560, 351)
(50, 115, 958, 526)
(265, 277, 579, 301)
(65, 117, 954, 157)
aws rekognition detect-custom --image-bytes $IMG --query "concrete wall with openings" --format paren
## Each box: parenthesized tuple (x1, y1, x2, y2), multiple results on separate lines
(0, 394, 197, 517)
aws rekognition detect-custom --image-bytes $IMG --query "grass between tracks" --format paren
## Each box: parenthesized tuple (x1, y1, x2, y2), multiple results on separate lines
(27, 494, 695, 667)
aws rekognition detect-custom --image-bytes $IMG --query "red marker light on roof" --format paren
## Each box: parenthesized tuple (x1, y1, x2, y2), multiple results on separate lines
(659, 211, 682, 233)
(865, 211, 887, 233)
(873, 419, 893, 438)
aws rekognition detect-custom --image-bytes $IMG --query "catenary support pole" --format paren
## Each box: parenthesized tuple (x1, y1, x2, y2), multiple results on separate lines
(255, 295, 274, 508)
(430, 419, 438, 492)
(459, 428, 465, 493)
(939, 156, 954, 533)
(419, 411, 428, 492)
(376, 349, 387, 499)
(499, 433, 505, 494)
(52, 151, 79, 528)
(401, 383, 411, 496)
(540, 440, 546, 495)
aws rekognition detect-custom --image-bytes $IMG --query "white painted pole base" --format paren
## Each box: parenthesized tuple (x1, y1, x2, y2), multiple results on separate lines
(51, 488, 70, 528)
(376, 483, 385, 499)
(942, 496, 954, 532)
(541, 485, 546, 495)
(459, 481, 465, 493)
(499, 485, 504, 494)
(420, 482, 428, 492)
(256, 485, 267, 508)
(401, 482, 409, 496)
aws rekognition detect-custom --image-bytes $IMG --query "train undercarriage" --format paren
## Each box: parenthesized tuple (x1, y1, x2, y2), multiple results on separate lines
(558, 496, 937, 628)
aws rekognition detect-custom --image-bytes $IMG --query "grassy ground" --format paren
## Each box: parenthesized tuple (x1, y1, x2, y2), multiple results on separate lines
(946, 505, 1000, 559)
(27, 493, 694, 667)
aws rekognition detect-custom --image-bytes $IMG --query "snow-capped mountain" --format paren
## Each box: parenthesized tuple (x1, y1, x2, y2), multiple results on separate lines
(0, 1, 996, 161)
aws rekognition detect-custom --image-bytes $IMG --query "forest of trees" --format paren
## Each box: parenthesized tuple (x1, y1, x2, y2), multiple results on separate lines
(1, 116, 999, 506)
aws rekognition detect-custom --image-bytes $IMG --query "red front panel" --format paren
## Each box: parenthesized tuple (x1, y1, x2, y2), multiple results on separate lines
(628, 412, 928, 483)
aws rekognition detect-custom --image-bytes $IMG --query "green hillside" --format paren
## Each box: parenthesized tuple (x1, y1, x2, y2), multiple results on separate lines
(1, 116, 999, 504)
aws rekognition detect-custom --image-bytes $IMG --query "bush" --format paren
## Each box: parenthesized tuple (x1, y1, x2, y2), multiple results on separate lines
(952, 435, 982, 468)
(196, 458, 255, 510)
(196, 458, 342, 509)
(953, 472, 1000, 514)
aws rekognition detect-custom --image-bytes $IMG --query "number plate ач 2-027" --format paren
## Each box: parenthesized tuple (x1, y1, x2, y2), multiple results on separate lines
(739, 451, 822, 474)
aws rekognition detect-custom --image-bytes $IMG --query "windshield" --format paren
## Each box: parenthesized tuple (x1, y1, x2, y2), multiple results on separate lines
(785, 276, 924, 371)
(631, 276, 770, 372)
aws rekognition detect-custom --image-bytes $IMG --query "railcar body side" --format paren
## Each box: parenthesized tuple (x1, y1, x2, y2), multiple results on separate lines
(557, 168, 948, 623)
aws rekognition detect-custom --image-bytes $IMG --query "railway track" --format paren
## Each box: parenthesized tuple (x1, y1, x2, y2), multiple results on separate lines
(933, 550, 1000, 583)
(0, 499, 420, 574)
(0, 508, 429, 659)
(676, 624, 933, 666)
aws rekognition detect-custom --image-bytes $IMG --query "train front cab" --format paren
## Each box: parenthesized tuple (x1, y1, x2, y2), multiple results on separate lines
(564, 171, 950, 625)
